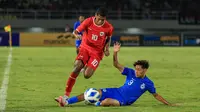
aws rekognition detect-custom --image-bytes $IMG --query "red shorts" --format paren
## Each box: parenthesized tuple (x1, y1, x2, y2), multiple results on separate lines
(75, 47, 102, 70)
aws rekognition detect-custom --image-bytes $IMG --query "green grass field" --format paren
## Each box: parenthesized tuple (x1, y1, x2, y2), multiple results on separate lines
(0, 47, 200, 112)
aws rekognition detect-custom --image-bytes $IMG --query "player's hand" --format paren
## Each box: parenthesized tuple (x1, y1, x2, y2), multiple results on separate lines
(104, 50, 110, 57)
(168, 103, 180, 106)
(113, 42, 121, 53)
(76, 35, 82, 40)
(73, 31, 82, 40)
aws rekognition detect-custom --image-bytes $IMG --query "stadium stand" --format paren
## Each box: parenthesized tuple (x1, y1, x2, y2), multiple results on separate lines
(0, 0, 179, 20)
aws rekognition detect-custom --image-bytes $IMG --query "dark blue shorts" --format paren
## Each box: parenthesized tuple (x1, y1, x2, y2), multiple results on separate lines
(75, 40, 82, 48)
(99, 88, 126, 106)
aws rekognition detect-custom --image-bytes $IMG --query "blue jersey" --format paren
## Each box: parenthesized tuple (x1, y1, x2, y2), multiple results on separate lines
(74, 21, 83, 47)
(74, 21, 83, 36)
(118, 67, 156, 105)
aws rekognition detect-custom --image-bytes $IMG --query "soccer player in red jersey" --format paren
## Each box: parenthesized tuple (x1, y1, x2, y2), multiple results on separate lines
(55, 7, 113, 103)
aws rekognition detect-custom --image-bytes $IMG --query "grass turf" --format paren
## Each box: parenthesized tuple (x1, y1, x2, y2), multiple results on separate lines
(0, 47, 200, 112)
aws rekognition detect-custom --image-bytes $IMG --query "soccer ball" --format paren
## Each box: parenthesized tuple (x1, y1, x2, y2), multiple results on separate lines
(84, 88, 100, 104)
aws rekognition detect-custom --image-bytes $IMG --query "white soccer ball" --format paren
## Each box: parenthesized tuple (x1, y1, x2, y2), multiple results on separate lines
(84, 88, 100, 104)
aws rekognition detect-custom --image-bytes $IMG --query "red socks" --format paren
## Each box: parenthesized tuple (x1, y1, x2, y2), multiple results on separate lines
(65, 72, 78, 97)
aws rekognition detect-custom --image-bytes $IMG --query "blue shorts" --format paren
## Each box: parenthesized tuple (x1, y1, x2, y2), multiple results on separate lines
(75, 40, 82, 48)
(99, 88, 126, 106)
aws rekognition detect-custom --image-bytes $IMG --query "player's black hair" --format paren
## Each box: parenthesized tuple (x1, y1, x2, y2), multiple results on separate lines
(96, 7, 108, 17)
(133, 60, 149, 69)
(77, 15, 85, 21)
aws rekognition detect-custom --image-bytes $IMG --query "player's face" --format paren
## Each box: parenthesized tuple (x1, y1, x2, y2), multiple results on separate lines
(134, 65, 147, 78)
(94, 14, 106, 25)
(79, 16, 85, 23)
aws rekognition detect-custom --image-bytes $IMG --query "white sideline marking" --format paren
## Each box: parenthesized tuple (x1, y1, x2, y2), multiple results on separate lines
(0, 48, 13, 112)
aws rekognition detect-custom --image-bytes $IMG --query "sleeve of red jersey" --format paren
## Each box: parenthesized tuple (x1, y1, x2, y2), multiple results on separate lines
(107, 25, 114, 37)
(76, 17, 91, 33)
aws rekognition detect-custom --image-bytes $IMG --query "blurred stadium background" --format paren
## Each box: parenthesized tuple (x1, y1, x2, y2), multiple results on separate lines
(0, 0, 200, 46)
(0, 0, 200, 112)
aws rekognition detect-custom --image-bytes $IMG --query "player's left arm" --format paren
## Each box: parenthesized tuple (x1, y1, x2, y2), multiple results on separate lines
(104, 36, 111, 55)
(152, 93, 173, 106)
(104, 26, 113, 56)
(74, 18, 91, 39)
(148, 82, 176, 106)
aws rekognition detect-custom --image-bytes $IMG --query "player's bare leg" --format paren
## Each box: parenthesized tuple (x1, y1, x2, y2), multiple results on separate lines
(65, 60, 84, 95)
(55, 60, 84, 103)
(76, 47, 79, 54)
(83, 66, 95, 79)
(100, 98, 120, 106)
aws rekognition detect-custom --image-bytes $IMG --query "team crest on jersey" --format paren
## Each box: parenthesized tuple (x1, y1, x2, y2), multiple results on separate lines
(100, 32, 104, 36)
(140, 83, 145, 90)
(102, 89, 107, 92)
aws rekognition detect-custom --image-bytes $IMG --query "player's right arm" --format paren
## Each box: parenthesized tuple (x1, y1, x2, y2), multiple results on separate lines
(113, 42, 124, 73)
(62, 22, 79, 38)
(73, 22, 80, 37)
(73, 22, 78, 30)
(74, 17, 91, 39)
(147, 82, 177, 106)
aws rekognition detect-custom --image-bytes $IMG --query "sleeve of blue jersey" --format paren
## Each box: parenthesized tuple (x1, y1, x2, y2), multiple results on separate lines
(121, 67, 129, 75)
(147, 81, 156, 94)
(121, 67, 135, 76)
(74, 22, 78, 30)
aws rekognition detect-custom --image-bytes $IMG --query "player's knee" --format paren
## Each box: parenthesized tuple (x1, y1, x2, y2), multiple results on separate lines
(101, 98, 120, 106)
(101, 98, 111, 106)
(73, 61, 84, 73)
(83, 73, 92, 79)
(83, 68, 94, 79)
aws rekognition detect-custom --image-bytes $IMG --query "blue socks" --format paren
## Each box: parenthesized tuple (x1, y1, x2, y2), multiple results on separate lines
(67, 96, 79, 104)
(67, 96, 101, 106)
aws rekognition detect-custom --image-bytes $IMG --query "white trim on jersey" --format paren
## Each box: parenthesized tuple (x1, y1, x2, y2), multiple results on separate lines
(93, 17, 105, 27)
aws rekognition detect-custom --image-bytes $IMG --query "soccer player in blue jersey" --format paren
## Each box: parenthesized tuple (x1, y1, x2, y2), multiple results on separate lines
(74, 15, 85, 54)
(56, 42, 175, 107)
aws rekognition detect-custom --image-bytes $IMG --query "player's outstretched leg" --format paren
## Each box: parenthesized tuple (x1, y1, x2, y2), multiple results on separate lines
(56, 89, 121, 107)
(64, 60, 84, 96)
(55, 60, 84, 103)
(56, 89, 100, 107)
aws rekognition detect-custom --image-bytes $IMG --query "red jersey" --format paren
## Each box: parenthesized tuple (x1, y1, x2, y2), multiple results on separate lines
(76, 16, 113, 58)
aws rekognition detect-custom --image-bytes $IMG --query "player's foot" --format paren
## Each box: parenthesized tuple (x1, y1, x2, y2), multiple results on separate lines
(55, 95, 69, 106)
(55, 95, 68, 103)
(63, 95, 69, 101)
(55, 96, 68, 107)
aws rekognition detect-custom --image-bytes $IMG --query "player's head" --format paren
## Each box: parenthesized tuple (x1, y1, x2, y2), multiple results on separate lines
(133, 60, 149, 78)
(95, 7, 108, 25)
(79, 15, 85, 23)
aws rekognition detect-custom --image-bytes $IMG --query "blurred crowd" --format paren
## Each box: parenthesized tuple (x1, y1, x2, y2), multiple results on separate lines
(0, 0, 180, 11)
(0, 0, 60, 10)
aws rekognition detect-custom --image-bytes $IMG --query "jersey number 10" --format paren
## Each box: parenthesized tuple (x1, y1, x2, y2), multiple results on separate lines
(92, 34, 98, 41)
